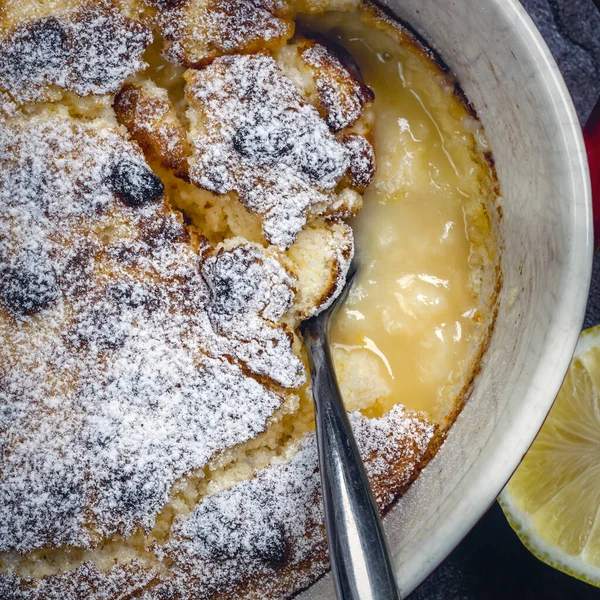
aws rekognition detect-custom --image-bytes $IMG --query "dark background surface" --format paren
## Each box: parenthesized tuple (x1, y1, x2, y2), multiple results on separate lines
(409, 1, 600, 598)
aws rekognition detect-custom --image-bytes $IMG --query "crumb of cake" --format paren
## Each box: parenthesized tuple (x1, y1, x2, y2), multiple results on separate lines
(286, 219, 353, 319)
(316, 187, 364, 218)
(333, 348, 392, 412)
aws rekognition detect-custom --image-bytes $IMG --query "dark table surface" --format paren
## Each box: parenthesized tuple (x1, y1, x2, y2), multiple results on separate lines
(409, 1, 600, 598)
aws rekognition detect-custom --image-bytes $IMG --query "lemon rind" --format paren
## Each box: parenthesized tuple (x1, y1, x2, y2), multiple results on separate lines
(499, 491, 600, 588)
(574, 324, 600, 361)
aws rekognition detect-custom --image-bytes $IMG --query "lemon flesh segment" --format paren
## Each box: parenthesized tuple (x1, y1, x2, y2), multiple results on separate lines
(500, 325, 600, 587)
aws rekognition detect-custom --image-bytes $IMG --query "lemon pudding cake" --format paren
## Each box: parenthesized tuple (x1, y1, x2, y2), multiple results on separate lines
(0, 1, 500, 598)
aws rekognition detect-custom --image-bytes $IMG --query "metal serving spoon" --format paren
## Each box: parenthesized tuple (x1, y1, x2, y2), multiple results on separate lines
(301, 259, 401, 600)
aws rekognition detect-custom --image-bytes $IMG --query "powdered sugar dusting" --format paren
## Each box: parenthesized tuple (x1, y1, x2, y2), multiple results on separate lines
(343, 133, 376, 188)
(0, 6, 151, 105)
(152, 405, 434, 599)
(301, 41, 373, 132)
(185, 53, 351, 248)
(0, 116, 303, 553)
(200, 243, 304, 387)
(0, 405, 434, 599)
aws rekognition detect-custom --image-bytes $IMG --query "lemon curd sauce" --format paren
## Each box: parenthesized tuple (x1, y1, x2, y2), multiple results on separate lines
(304, 10, 500, 424)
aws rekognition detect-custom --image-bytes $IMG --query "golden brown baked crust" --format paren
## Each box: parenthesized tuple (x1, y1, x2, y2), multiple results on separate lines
(295, 37, 374, 131)
(0, 2, 449, 599)
(147, 0, 295, 67)
(0, 1, 152, 112)
(114, 79, 190, 174)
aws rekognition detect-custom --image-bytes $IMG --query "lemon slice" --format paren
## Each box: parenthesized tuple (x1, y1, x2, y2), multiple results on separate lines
(499, 325, 600, 587)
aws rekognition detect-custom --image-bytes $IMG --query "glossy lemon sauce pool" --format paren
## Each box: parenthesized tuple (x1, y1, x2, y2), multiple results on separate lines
(305, 12, 498, 423)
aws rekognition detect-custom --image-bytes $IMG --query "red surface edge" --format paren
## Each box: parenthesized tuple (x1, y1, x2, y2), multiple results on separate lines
(584, 99, 600, 253)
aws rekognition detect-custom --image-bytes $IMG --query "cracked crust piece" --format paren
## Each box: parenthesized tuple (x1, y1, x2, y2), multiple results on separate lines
(296, 37, 374, 131)
(145, 0, 365, 67)
(114, 78, 189, 173)
(148, 0, 295, 67)
(0, 1, 152, 109)
(273, 38, 376, 178)
(184, 53, 350, 249)
(184, 51, 374, 249)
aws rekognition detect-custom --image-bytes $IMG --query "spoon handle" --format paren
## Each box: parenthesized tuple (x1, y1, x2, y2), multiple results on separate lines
(303, 318, 401, 600)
